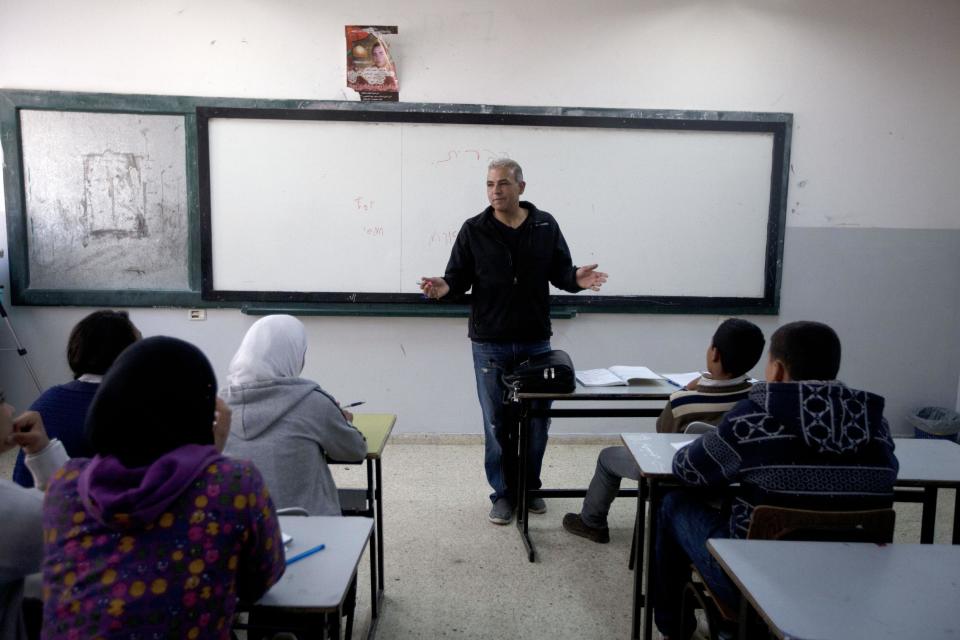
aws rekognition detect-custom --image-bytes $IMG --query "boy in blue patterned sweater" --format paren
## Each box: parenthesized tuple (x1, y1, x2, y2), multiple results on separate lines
(653, 321, 899, 640)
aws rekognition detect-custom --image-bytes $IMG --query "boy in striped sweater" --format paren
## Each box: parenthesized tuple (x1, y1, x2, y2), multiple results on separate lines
(562, 318, 765, 543)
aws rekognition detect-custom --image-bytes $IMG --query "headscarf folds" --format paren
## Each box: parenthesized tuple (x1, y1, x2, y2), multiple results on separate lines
(226, 315, 307, 386)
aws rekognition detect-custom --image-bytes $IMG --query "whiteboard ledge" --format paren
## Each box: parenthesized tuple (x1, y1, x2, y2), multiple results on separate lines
(240, 304, 578, 319)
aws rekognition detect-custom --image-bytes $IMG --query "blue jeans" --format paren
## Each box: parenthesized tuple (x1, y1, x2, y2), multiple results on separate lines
(471, 340, 552, 504)
(653, 490, 738, 639)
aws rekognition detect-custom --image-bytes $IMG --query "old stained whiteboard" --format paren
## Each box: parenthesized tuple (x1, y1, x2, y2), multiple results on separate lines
(21, 110, 188, 290)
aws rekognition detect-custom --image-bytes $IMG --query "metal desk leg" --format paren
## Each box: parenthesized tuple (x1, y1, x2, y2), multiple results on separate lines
(375, 457, 385, 592)
(953, 489, 960, 545)
(327, 606, 340, 640)
(921, 486, 938, 544)
(642, 479, 660, 640)
(515, 400, 536, 562)
(366, 460, 379, 620)
(631, 477, 648, 640)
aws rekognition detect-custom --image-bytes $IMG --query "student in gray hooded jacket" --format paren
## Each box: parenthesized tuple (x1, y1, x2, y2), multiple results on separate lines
(221, 315, 367, 516)
(0, 393, 68, 640)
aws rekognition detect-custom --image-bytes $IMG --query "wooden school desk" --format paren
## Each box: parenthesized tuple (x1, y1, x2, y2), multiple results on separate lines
(246, 515, 374, 639)
(621, 433, 960, 640)
(330, 413, 396, 624)
(707, 539, 960, 640)
(510, 381, 675, 561)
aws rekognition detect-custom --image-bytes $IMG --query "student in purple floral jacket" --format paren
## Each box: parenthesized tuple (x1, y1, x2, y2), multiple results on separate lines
(40, 337, 285, 640)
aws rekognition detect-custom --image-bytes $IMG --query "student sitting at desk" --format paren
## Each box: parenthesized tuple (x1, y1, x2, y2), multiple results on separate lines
(12, 309, 140, 488)
(0, 394, 68, 640)
(562, 318, 765, 543)
(221, 314, 367, 515)
(40, 336, 285, 640)
(653, 321, 899, 640)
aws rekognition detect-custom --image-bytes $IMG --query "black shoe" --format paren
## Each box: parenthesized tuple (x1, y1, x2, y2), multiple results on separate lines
(528, 497, 547, 514)
(489, 498, 515, 524)
(562, 513, 610, 543)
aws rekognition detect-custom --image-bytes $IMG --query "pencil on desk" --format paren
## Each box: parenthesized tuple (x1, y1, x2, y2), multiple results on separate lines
(286, 543, 326, 566)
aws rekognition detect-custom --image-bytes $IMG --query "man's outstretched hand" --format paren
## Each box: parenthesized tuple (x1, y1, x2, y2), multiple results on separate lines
(576, 264, 608, 292)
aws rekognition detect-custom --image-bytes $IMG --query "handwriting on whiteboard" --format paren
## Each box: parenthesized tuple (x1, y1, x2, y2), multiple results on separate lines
(363, 225, 384, 237)
(353, 196, 375, 211)
(433, 149, 508, 165)
(428, 230, 457, 246)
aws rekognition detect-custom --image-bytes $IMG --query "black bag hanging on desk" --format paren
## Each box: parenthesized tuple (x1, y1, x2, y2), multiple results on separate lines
(502, 350, 576, 394)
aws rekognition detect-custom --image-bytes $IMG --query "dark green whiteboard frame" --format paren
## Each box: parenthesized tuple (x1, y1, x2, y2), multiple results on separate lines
(2, 90, 791, 314)
(198, 103, 791, 314)
(0, 90, 203, 306)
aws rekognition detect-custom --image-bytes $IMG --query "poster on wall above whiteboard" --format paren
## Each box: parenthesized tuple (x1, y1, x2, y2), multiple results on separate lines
(346, 25, 399, 102)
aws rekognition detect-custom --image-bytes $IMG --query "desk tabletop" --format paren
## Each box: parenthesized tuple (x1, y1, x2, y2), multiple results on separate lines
(621, 433, 960, 485)
(515, 380, 675, 401)
(256, 516, 373, 611)
(707, 539, 960, 640)
(620, 432, 695, 478)
(891, 438, 960, 486)
(351, 413, 396, 459)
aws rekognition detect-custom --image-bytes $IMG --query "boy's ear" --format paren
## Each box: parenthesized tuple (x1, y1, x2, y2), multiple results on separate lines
(708, 345, 720, 362)
(767, 358, 790, 383)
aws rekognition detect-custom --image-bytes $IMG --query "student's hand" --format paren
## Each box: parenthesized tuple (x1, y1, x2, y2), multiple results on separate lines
(685, 376, 701, 390)
(213, 398, 232, 452)
(420, 277, 450, 300)
(340, 408, 354, 423)
(10, 411, 51, 455)
(576, 264, 608, 292)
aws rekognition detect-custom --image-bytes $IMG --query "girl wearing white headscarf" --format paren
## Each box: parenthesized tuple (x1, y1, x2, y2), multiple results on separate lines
(221, 315, 367, 515)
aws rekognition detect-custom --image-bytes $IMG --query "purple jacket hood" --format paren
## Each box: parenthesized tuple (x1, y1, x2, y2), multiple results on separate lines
(78, 444, 222, 529)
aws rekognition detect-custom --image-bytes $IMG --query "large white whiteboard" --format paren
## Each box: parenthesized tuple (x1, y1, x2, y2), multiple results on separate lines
(203, 109, 784, 306)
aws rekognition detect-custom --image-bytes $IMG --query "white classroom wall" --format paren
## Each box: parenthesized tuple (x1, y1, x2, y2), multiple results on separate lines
(1, 0, 959, 435)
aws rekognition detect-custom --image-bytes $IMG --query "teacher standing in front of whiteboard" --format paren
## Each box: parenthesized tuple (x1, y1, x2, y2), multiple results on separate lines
(420, 158, 607, 526)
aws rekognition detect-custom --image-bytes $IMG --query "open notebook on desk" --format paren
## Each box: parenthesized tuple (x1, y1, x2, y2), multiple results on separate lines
(575, 366, 664, 387)
(659, 371, 702, 388)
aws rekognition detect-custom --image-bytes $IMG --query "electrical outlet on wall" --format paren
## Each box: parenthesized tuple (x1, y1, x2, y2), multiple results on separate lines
(189, 309, 206, 321)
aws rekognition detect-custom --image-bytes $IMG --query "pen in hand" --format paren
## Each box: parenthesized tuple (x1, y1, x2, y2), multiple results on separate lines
(286, 543, 326, 566)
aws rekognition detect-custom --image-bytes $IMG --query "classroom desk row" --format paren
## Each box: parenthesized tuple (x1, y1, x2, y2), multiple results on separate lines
(622, 432, 960, 640)
(509, 384, 960, 640)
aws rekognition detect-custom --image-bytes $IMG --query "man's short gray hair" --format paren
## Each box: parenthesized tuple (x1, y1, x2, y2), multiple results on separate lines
(488, 158, 524, 183)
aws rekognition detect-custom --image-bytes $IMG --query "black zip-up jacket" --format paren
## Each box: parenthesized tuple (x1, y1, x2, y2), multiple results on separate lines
(443, 202, 582, 341)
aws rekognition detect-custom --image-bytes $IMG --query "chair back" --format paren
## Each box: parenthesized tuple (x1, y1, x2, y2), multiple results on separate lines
(746, 505, 896, 543)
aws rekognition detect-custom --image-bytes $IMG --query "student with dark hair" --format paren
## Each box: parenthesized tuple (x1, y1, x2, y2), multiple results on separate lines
(653, 320, 899, 639)
(12, 310, 140, 487)
(40, 337, 284, 640)
(563, 318, 765, 543)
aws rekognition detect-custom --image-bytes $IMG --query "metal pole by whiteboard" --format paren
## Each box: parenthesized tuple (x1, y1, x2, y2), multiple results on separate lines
(0, 286, 43, 393)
